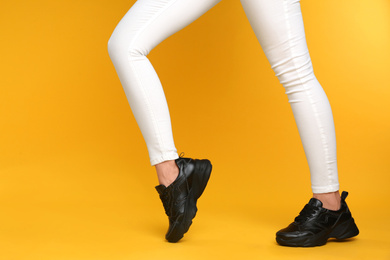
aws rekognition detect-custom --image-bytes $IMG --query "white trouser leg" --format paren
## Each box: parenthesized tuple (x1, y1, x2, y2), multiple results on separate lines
(241, 0, 339, 193)
(108, 0, 221, 165)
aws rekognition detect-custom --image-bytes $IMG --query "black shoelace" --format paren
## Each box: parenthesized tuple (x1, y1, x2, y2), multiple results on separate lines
(160, 189, 173, 216)
(294, 204, 319, 223)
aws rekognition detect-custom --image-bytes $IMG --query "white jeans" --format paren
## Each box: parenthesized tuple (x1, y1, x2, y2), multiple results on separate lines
(108, 0, 339, 193)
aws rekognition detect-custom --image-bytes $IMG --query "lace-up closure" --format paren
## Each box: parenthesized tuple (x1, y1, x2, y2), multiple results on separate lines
(276, 191, 359, 247)
(159, 187, 173, 216)
(155, 156, 212, 242)
(294, 202, 321, 223)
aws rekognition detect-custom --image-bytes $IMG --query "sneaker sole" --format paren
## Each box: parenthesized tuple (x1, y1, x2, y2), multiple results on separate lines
(166, 159, 212, 242)
(276, 217, 360, 247)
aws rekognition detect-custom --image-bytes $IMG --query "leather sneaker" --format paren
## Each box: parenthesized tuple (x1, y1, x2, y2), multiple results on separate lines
(155, 157, 212, 242)
(276, 191, 359, 247)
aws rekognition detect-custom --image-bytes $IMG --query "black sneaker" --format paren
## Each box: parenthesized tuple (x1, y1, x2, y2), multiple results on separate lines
(155, 157, 212, 242)
(276, 191, 359, 247)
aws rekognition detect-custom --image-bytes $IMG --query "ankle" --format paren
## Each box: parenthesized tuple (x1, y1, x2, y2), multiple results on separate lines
(155, 160, 179, 187)
(313, 191, 341, 211)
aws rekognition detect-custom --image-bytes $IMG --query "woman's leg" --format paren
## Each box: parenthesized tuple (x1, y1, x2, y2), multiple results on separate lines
(108, 0, 221, 169)
(240, 0, 340, 206)
(241, 0, 359, 247)
(108, 0, 219, 242)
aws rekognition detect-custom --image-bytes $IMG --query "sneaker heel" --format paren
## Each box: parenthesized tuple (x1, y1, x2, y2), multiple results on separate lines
(193, 160, 212, 199)
(331, 218, 360, 240)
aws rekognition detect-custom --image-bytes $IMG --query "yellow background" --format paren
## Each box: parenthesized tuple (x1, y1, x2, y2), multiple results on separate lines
(1, 0, 390, 259)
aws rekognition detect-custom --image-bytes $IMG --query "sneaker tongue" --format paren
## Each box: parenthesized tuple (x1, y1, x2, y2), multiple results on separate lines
(308, 198, 323, 207)
(155, 184, 167, 195)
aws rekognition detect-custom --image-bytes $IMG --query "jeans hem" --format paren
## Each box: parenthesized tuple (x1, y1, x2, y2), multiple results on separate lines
(150, 152, 179, 166)
(311, 184, 340, 194)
